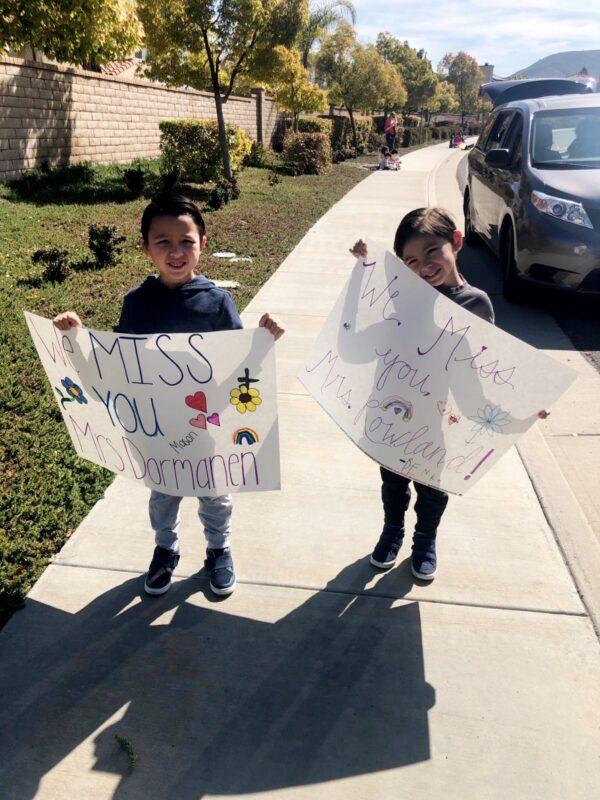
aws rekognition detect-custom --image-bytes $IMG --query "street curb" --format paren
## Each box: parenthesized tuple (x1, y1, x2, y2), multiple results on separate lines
(517, 426, 600, 640)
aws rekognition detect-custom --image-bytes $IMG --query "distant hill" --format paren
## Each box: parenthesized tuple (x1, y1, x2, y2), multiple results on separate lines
(510, 50, 600, 79)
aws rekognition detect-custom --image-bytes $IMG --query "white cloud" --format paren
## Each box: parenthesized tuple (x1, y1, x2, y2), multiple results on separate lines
(350, 0, 600, 75)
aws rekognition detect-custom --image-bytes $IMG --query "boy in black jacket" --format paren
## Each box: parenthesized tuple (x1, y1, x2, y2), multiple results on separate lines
(54, 192, 283, 597)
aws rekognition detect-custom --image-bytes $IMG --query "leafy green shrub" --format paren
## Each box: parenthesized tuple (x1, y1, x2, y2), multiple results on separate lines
(245, 141, 268, 167)
(32, 248, 70, 283)
(403, 114, 421, 128)
(123, 166, 146, 196)
(208, 178, 240, 209)
(88, 224, 126, 269)
(330, 115, 373, 152)
(298, 117, 332, 135)
(401, 127, 432, 147)
(283, 132, 332, 176)
(122, 159, 153, 197)
(10, 161, 95, 198)
(372, 115, 385, 134)
(159, 119, 252, 183)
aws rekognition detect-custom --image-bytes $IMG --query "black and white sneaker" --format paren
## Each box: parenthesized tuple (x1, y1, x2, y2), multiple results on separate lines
(205, 547, 236, 596)
(411, 532, 437, 580)
(370, 524, 405, 569)
(144, 546, 180, 596)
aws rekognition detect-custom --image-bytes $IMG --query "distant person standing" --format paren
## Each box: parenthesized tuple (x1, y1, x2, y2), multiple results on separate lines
(384, 112, 397, 150)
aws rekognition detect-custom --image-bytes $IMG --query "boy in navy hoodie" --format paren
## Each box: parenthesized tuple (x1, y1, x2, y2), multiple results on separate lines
(54, 192, 284, 598)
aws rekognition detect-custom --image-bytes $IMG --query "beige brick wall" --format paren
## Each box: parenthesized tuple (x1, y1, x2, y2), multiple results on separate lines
(0, 57, 280, 181)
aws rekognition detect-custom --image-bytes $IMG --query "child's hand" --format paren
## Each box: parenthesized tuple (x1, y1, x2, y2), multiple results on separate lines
(259, 313, 285, 341)
(537, 410, 550, 419)
(53, 311, 82, 331)
(349, 239, 367, 259)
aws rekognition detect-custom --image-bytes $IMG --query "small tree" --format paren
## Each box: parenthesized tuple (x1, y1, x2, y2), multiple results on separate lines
(318, 24, 390, 148)
(379, 61, 407, 115)
(139, 0, 307, 182)
(376, 32, 437, 112)
(272, 48, 327, 131)
(429, 80, 459, 114)
(440, 51, 483, 122)
(1, 0, 142, 69)
(297, 0, 356, 69)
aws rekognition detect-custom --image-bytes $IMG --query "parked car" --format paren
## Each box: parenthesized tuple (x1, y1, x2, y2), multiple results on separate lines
(463, 87, 600, 298)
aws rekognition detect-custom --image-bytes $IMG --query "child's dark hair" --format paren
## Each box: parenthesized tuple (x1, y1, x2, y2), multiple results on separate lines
(380, 146, 389, 154)
(391, 148, 398, 155)
(141, 191, 206, 243)
(394, 207, 456, 258)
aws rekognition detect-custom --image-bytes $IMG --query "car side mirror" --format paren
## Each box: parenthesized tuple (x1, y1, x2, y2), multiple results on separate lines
(484, 149, 510, 168)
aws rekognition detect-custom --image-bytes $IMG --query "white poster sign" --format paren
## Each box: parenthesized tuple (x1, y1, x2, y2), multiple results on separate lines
(299, 243, 576, 495)
(25, 312, 280, 497)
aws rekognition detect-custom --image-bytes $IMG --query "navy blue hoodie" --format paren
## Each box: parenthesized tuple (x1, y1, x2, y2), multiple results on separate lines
(115, 275, 243, 335)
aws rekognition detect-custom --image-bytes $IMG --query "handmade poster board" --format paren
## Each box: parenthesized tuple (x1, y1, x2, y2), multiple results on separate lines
(25, 312, 280, 497)
(299, 243, 576, 495)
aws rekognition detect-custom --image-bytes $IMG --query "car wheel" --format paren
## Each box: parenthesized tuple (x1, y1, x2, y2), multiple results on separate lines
(501, 223, 522, 301)
(463, 193, 480, 245)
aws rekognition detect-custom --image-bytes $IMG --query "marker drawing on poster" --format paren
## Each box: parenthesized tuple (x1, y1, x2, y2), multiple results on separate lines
(25, 312, 280, 497)
(299, 242, 576, 495)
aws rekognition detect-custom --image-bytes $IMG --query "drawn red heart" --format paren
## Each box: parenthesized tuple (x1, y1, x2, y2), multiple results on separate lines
(185, 392, 207, 412)
(207, 412, 220, 427)
(189, 414, 207, 429)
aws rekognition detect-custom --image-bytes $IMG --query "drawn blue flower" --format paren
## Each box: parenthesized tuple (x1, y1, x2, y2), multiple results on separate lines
(60, 377, 88, 404)
(467, 404, 511, 438)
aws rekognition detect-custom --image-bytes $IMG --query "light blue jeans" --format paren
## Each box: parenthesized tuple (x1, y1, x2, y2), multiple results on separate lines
(149, 491, 232, 553)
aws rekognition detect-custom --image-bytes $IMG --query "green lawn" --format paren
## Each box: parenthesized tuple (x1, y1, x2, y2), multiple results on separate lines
(0, 144, 427, 624)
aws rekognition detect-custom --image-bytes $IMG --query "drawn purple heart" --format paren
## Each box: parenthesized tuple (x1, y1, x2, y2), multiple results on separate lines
(207, 412, 220, 427)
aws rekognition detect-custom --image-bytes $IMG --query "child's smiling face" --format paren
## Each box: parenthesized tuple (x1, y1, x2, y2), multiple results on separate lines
(401, 231, 463, 288)
(142, 214, 207, 288)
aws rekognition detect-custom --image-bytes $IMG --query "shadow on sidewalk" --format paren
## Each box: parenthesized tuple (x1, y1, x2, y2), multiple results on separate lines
(0, 559, 434, 798)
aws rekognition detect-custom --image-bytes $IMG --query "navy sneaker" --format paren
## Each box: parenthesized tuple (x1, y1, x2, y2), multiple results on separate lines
(411, 532, 437, 580)
(144, 546, 180, 595)
(370, 524, 405, 569)
(205, 547, 236, 596)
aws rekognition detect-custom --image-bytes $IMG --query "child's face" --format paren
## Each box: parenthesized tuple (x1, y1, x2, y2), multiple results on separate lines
(142, 214, 206, 288)
(401, 231, 462, 288)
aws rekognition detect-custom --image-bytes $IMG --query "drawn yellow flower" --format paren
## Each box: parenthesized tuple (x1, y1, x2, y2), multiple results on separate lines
(230, 386, 262, 414)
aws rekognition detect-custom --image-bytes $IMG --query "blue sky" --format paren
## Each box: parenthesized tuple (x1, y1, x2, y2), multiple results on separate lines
(350, 1, 600, 77)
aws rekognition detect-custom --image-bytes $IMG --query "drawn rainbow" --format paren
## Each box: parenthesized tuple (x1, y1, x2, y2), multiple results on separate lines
(233, 427, 259, 445)
(380, 396, 413, 422)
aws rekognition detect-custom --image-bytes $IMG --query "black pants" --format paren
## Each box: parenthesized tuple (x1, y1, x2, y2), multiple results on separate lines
(380, 467, 449, 536)
(385, 132, 396, 150)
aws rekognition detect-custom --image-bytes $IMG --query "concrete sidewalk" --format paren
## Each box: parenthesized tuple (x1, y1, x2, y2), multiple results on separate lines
(1, 143, 599, 800)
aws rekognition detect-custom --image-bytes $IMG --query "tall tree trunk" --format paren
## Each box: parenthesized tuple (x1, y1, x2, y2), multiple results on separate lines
(212, 83, 233, 182)
(203, 31, 233, 183)
(293, 112, 299, 133)
(347, 106, 358, 150)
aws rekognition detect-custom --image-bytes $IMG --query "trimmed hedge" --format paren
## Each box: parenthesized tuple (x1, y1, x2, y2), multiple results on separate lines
(330, 115, 373, 152)
(159, 119, 252, 183)
(298, 117, 332, 135)
(283, 132, 332, 175)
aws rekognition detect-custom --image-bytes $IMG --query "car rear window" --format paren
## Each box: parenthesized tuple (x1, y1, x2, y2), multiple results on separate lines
(531, 108, 600, 167)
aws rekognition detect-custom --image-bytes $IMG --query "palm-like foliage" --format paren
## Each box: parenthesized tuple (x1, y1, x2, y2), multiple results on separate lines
(298, 0, 356, 68)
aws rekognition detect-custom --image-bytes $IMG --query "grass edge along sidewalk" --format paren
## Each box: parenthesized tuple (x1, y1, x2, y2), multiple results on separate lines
(0, 147, 427, 626)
